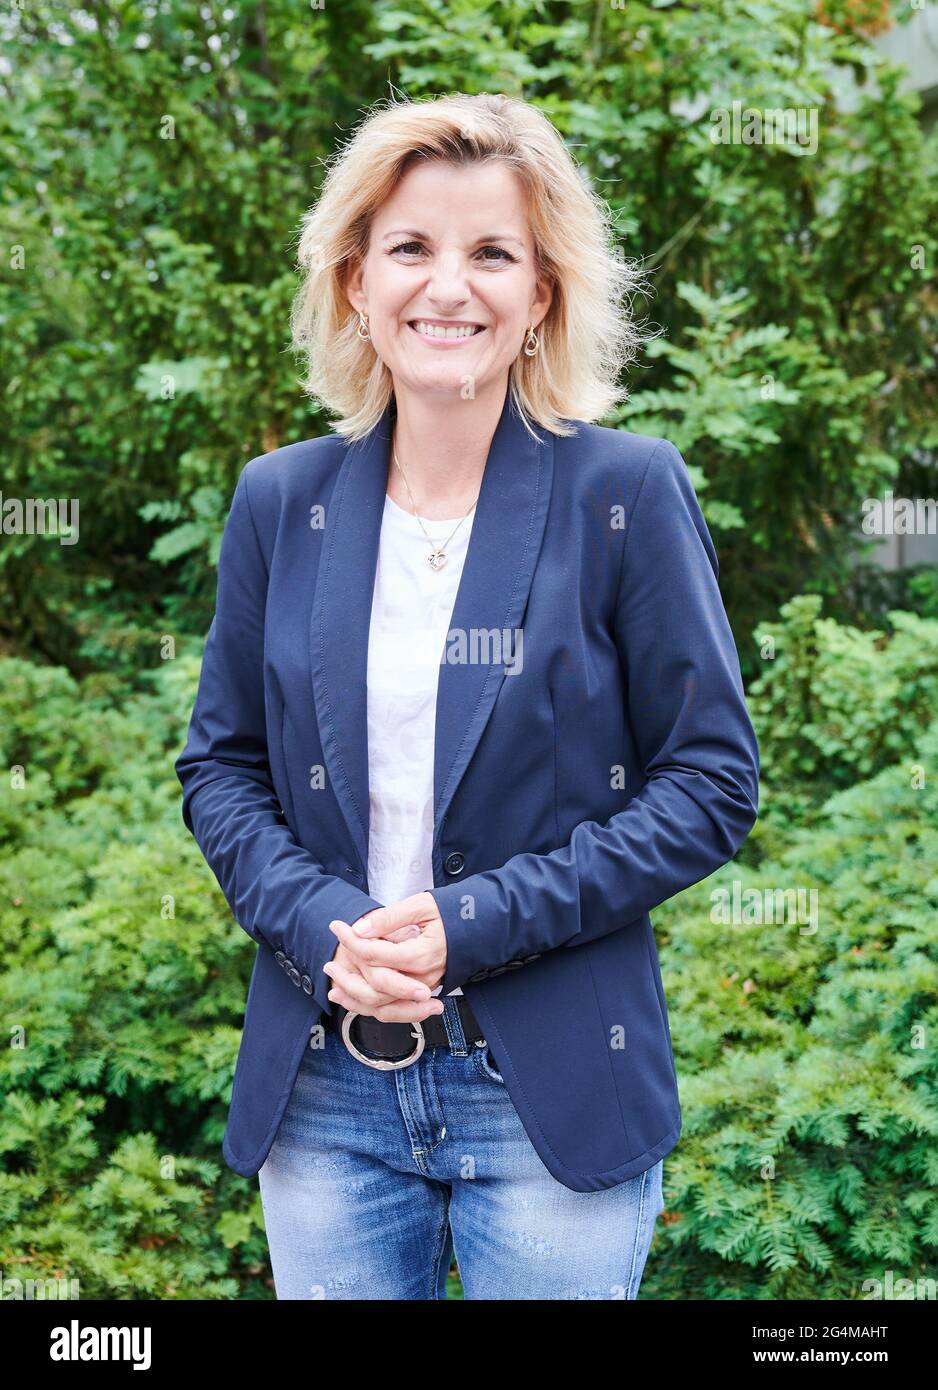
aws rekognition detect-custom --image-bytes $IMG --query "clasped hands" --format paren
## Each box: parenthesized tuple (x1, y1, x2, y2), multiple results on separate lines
(324, 890, 448, 1023)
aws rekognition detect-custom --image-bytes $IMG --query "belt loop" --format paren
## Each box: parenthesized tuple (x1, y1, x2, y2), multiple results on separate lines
(441, 995, 469, 1055)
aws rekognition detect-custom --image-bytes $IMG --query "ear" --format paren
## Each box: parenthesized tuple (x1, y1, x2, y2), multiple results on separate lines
(345, 257, 366, 317)
(530, 273, 553, 331)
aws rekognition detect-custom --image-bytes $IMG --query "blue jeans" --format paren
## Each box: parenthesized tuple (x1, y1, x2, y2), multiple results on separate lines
(258, 995, 665, 1300)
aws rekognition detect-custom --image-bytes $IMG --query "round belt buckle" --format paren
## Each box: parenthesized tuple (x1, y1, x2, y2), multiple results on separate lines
(340, 1011, 426, 1070)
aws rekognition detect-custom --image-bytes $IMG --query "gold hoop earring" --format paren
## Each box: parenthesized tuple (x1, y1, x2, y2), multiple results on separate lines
(357, 311, 370, 341)
(523, 324, 539, 356)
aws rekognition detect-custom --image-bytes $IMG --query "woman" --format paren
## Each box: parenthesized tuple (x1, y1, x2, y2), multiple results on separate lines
(175, 92, 759, 1300)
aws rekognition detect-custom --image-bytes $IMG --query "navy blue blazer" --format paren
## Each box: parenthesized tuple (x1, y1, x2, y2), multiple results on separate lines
(175, 384, 759, 1193)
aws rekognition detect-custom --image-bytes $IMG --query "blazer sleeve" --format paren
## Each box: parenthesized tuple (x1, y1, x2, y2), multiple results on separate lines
(427, 439, 760, 994)
(174, 465, 385, 1017)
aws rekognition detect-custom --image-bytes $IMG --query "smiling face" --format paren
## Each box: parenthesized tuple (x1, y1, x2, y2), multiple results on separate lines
(346, 160, 552, 405)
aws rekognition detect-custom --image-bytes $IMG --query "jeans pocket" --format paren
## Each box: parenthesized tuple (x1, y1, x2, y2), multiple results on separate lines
(473, 1042, 506, 1085)
(650, 1158, 666, 1219)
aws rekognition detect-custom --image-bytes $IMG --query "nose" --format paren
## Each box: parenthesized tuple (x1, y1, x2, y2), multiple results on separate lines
(424, 249, 472, 310)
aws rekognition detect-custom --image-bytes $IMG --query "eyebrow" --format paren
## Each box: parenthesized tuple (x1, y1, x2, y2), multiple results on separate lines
(382, 229, 525, 248)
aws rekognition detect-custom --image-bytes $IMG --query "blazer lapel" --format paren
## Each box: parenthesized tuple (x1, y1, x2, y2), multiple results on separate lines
(431, 391, 554, 859)
(310, 384, 555, 885)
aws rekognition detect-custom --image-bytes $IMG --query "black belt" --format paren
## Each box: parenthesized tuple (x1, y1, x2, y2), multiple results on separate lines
(324, 997, 485, 1070)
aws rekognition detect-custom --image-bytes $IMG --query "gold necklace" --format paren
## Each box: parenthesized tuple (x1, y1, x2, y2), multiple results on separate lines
(392, 448, 479, 571)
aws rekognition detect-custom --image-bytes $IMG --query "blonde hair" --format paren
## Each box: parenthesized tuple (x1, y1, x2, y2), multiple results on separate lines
(290, 92, 648, 440)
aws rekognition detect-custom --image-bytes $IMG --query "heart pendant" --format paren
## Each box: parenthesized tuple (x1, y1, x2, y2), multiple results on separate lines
(427, 550, 447, 571)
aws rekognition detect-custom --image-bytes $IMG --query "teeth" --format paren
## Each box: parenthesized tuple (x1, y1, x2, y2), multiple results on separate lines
(411, 321, 482, 339)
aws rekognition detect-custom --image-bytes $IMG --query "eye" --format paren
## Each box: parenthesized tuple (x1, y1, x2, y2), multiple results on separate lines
(478, 245, 518, 264)
(386, 240, 518, 264)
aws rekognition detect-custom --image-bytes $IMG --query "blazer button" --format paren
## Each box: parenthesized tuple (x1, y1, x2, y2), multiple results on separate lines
(288, 967, 301, 987)
(275, 951, 287, 965)
(444, 851, 465, 875)
(300, 975, 313, 994)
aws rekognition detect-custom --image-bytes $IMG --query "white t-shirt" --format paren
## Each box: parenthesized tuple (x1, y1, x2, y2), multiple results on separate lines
(366, 492, 475, 997)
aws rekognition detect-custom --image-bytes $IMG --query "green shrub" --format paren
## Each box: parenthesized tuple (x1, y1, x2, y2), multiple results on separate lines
(645, 720, 938, 1299)
(2, 631, 936, 1299)
(0, 657, 271, 1299)
(748, 594, 938, 796)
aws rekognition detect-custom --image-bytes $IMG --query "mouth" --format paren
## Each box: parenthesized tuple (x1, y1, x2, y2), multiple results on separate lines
(408, 320, 486, 342)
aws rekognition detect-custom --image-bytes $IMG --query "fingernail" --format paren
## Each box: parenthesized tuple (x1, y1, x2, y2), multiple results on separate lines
(353, 921, 371, 935)
(413, 987, 430, 1001)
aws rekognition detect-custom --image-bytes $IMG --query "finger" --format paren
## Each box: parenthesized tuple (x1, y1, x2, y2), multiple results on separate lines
(329, 919, 422, 969)
(326, 952, 438, 1009)
(325, 955, 424, 1010)
(386, 924, 423, 943)
(327, 985, 359, 1012)
(369, 997, 446, 1023)
(329, 918, 425, 971)
(332, 954, 434, 1002)
(328, 972, 444, 1021)
(348, 893, 435, 938)
(324, 957, 393, 1009)
(341, 906, 401, 940)
(358, 961, 435, 1000)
